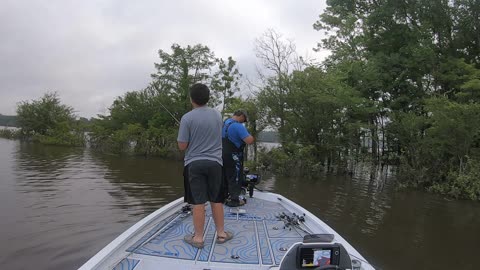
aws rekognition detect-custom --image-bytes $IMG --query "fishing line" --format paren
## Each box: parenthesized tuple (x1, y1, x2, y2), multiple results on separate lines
(148, 82, 181, 125)
(158, 101, 181, 125)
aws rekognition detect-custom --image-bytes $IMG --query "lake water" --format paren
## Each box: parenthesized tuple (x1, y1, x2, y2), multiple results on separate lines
(0, 138, 479, 270)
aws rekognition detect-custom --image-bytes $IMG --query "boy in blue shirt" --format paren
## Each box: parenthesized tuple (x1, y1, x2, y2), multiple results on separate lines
(222, 110, 254, 207)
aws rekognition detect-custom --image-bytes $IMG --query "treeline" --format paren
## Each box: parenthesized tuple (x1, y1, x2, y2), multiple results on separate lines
(3, 1, 480, 200)
(256, 0, 480, 200)
(0, 114, 17, 127)
(1, 44, 251, 155)
(9, 93, 87, 146)
(88, 44, 249, 157)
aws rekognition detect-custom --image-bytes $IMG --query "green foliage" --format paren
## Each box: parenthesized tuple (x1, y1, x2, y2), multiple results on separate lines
(256, 59, 373, 169)
(424, 98, 480, 160)
(286, 66, 369, 158)
(429, 159, 480, 201)
(257, 147, 290, 174)
(89, 100, 179, 157)
(15, 92, 84, 146)
(299, 0, 480, 199)
(90, 43, 238, 157)
(247, 0, 480, 199)
(17, 92, 75, 136)
(392, 98, 480, 196)
(151, 43, 216, 113)
(0, 128, 20, 139)
(34, 123, 85, 147)
(257, 145, 324, 177)
(211, 57, 242, 116)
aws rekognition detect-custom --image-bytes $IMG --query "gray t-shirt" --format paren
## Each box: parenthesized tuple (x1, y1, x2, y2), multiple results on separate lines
(177, 106, 223, 166)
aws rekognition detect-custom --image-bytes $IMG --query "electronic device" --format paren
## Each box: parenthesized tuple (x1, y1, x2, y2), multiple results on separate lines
(278, 240, 353, 270)
(298, 246, 340, 268)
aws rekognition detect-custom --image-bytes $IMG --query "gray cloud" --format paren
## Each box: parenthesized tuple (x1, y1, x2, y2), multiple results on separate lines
(0, 0, 327, 118)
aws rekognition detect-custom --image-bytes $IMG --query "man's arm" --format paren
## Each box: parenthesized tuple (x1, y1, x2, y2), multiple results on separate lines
(243, 135, 254, 145)
(177, 116, 189, 151)
(178, 142, 189, 151)
(237, 124, 254, 145)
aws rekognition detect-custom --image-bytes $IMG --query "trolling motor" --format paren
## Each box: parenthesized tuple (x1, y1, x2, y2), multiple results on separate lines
(242, 167, 261, 198)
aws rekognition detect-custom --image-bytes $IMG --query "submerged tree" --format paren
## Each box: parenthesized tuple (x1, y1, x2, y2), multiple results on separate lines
(311, 0, 480, 199)
(16, 92, 84, 146)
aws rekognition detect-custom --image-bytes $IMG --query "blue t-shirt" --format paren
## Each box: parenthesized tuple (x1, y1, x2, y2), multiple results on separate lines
(222, 118, 250, 149)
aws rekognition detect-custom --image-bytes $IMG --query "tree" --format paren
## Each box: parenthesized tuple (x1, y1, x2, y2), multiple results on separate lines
(17, 92, 74, 135)
(89, 87, 179, 155)
(90, 43, 220, 156)
(285, 66, 369, 168)
(254, 29, 300, 133)
(16, 92, 84, 146)
(151, 43, 216, 113)
(451, 0, 480, 67)
(311, 0, 480, 199)
(211, 57, 242, 117)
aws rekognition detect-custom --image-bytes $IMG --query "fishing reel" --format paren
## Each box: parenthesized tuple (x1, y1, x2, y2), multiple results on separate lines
(242, 167, 261, 198)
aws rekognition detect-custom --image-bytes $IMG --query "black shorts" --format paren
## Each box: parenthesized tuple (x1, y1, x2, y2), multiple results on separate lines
(183, 160, 224, 205)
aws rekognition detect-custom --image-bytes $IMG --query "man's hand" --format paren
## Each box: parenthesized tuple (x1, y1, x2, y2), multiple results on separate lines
(243, 135, 254, 145)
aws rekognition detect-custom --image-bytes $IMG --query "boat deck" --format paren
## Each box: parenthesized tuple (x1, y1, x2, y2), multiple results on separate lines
(111, 197, 323, 270)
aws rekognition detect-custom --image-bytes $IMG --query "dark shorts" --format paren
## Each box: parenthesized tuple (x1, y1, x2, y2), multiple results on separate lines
(183, 160, 224, 205)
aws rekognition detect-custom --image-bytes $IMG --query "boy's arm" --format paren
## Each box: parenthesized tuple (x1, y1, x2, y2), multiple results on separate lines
(178, 142, 189, 151)
(177, 117, 189, 150)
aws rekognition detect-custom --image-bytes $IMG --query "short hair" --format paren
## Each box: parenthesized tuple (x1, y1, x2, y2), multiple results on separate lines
(189, 83, 210, 105)
(233, 109, 248, 122)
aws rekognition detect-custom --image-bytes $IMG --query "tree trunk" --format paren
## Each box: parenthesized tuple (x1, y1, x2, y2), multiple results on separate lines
(370, 116, 379, 163)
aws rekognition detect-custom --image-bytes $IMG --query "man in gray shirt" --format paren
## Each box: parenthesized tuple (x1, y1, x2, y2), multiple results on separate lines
(177, 83, 233, 248)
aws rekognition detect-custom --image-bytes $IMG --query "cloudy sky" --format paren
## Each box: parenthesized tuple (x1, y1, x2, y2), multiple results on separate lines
(1, 0, 328, 118)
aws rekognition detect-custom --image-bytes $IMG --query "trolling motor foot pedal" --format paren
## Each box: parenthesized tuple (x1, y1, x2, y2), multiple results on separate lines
(229, 208, 247, 214)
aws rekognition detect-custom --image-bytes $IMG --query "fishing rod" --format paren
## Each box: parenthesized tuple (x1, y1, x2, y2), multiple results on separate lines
(159, 101, 180, 125)
(276, 212, 311, 234)
(148, 82, 181, 125)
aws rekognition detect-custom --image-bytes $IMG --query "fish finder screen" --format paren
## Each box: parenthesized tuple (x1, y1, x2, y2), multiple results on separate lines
(300, 248, 332, 268)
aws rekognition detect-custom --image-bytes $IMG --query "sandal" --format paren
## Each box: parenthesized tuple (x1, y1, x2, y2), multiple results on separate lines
(184, 234, 204, 249)
(216, 231, 233, 244)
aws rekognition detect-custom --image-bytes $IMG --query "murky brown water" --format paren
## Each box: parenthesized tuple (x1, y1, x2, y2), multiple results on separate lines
(0, 138, 479, 270)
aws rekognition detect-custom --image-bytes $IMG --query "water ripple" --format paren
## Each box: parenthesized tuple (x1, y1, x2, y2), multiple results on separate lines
(2, 140, 480, 270)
